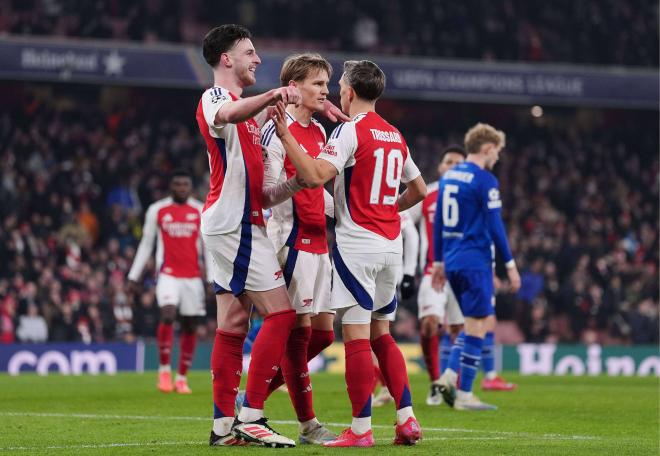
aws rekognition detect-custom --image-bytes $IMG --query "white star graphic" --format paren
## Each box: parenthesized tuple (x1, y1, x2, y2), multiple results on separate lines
(103, 50, 126, 76)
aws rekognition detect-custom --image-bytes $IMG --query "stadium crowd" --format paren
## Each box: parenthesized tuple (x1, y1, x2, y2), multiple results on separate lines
(2, 0, 658, 67)
(0, 85, 657, 346)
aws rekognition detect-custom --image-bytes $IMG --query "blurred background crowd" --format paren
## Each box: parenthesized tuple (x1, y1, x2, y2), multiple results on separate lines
(0, 0, 657, 346)
(0, 82, 656, 345)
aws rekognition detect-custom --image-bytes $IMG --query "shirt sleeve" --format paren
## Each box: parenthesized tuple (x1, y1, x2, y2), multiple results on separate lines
(262, 121, 286, 193)
(401, 147, 421, 183)
(317, 122, 357, 174)
(323, 188, 334, 218)
(128, 204, 158, 281)
(481, 174, 514, 265)
(201, 87, 233, 130)
(401, 213, 420, 275)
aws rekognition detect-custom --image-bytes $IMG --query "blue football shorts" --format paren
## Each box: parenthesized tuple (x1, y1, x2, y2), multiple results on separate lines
(446, 269, 495, 318)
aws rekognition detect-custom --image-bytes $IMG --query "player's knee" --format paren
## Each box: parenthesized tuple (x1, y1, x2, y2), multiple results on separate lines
(180, 316, 198, 334)
(449, 324, 463, 339)
(420, 316, 439, 337)
(370, 319, 390, 341)
(217, 312, 249, 333)
(160, 306, 176, 324)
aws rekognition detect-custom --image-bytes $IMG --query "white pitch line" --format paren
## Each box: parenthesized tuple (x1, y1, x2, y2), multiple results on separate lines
(0, 411, 600, 441)
(0, 437, 594, 452)
(0, 441, 203, 451)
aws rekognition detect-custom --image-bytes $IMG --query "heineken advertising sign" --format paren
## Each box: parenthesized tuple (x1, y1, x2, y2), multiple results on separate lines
(504, 344, 660, 377)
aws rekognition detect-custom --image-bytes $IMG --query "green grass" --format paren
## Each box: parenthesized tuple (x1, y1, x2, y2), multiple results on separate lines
(0, 372, 658, 455)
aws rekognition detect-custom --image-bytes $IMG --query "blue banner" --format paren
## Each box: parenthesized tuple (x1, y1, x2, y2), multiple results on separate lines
(0, 36, 657, 109)
(0, 36, 205, 88)
(0, 343, 144, 375)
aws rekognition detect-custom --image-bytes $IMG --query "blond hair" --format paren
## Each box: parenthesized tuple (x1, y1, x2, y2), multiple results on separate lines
(464, 123, 506, 155)
(280, 53, 332, 86)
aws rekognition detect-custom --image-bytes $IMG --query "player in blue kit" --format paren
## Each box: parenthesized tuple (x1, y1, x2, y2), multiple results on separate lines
(431, 123, 521, 411)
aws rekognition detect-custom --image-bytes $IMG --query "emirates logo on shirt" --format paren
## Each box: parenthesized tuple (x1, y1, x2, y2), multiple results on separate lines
(302, 299, 313, 307)
(162, 221, 197, 238)
(246, 121, 261, 145)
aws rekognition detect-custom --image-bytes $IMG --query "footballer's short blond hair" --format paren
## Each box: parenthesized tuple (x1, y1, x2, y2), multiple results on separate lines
(280, 53, 332, 86)
(464, 123, 506, 155)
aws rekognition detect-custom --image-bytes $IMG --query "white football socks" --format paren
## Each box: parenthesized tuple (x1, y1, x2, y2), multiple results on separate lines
(300, 417, 320, 432)
(351, 416, 371, 435)
(237, 406, 264, 423)
(396, 406, 414, 425)
(213, 417, 233, 436)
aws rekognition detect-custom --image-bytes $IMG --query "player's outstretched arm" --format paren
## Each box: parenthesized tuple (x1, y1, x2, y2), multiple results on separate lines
(262, 178, 303, 209)
(261, 122, 303, 208)
(484, 180, 521, 293)
(127, 204, 158, 283)
(272, 102, 337, 187)
(215, 87, 301, 126)
(397, 175, 426, 212)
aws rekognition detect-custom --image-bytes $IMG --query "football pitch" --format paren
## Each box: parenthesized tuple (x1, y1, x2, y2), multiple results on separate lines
(1, 372, 657, 455)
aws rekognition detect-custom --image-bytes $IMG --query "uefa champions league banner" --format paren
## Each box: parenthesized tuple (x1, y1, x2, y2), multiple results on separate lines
(0, 342, 145, 376)
(0, 36, 657, 109)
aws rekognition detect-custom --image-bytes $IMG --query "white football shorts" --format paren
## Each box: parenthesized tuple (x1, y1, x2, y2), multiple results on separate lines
(156, 273, 206, 316)
(277, 246, 333, 315)
(417, 274, 465, 325)
(203, 223, 285, 296)
(331, 247, 400, 325)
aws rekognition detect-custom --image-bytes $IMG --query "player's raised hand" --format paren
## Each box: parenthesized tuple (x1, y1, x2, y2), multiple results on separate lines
(431, 262, 446, 292)
(274, 85, 301, 106)
(270, 101, 289, 138)
(321, 99, 351, 122)
(507, 265, 521, 293)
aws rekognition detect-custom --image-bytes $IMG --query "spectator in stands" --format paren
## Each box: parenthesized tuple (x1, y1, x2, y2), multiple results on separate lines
(16, 303, 48, 343)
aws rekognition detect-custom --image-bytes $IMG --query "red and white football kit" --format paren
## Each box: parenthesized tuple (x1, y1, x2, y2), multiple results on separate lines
(128, 197, 208, 316)
(262, 112, 334, 315)
(405, 182, 464, 324)
(196, 86, 284, 295)
(317, 111, 421, 324)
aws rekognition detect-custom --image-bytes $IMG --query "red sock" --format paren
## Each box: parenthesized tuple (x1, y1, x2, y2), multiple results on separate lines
(281, 326, 314, 422)
(244, 309, 296, 410)
(267, 328, 334, 396)
(373, 365, 386, 392)
(157, 322, 173, 366)
(211, 330, 245, 418)
(308, 329, 334, 360)
(345, 339, 374, 418)
(421, 335, 440, 381)
(178, 331, 197, 377)
(371, 334, 412, 410)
